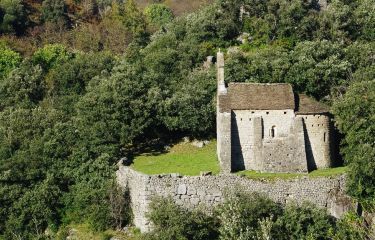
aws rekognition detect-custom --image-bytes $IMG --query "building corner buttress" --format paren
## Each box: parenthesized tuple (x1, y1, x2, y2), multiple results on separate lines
(293, 117, 309, 172)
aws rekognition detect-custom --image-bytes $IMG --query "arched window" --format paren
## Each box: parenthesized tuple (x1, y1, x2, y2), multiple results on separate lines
(270, 126, 276, 138)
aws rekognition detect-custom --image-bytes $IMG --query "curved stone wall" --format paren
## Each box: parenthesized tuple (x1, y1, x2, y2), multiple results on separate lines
(117, 166, 353, 232)
(299, 114, 333, 170)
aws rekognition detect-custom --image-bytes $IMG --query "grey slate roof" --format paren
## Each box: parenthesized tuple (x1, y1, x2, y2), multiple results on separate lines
(219, 82, 329, 114)
(226, 83, 295, 110)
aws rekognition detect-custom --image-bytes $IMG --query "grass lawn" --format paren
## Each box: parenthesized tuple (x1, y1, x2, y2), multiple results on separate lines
(55, 223, 141, 240)
(132, 140, 347, 178)
(131, 140, 220, 176)
(238, 166, 348, 180)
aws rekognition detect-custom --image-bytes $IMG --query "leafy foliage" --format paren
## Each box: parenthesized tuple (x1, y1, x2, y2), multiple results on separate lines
(217, 191, 281, 239)
(159, 68, 217, 135)
(0, 61, 45, 108)
(0, 0, 374, 238)
(272, 203, 336, 240)
(145, 193, 372, 240)
(225, 40, 352, 100)
(0, 45, 21, 79)
(41, 0, 67, 24)
(145, 197, 219, 240)
(354, 0, 375, 40)
(0, 0, 26, 34)
(332, 80, 375, 209)
(31, 44, 73, 70)
(144, 4, 174, 28)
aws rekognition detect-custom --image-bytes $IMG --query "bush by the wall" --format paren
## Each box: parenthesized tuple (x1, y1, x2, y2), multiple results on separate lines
(145, 197, 219, 240)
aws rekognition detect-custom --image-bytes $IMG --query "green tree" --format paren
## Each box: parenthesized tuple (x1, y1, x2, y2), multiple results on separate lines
(217, 191, 282, 239)
(354, 0, 375, 40)
(275, 0, 320, 41)
(0, 45, 21, 79)
(285, 40, 351, 99)
(74, 59, 154, 158)
(0, 61, 45, 108)
(0, 106, 63, 237)
(158, 68, 216, 137)
(45, 52, 115, 97)
(31, 44, 73, 70)
(144, 4, 174, 28)
(61, 154, 115, 231)
(332, 80, 375, 210)
(4, 178, 61, 239)
(318, 0, 354, 42)
(0, 0, 26, 34)
(41, 0, 67, 24)
(123, 0, 147, 38)
(145, 197, 219, 240)
(273, 202, 336, 240)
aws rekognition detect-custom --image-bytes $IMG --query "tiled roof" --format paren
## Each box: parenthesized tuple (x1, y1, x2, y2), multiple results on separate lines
(226, 83, 295, 110)
(218, 83, 330, 114)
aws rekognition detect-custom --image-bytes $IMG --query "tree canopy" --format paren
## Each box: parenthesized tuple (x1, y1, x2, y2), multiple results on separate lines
(0, 0, 374, 238)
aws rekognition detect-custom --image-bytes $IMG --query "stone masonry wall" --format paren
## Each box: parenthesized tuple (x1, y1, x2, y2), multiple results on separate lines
(231, 110, 308, 173)
(117, 166, 353, 233)
(259, 117, 308, 173)
(299, 114, 332, 170)
(217, 111, 232, 173)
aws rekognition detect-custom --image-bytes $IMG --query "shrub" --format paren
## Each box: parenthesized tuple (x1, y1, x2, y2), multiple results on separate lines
(272, 202, 336, 240)
(3, 178, 61, 239)
(31, 44, 73, 70)
(0, 61, 45, 108)
(60, 154, 116, 231)
(354, 0, 375, 40)
(0, 0, 26, 34)
(0, 45, 21, 79)
(158, 67, 217, 137)
(145, 197, 219, 240)
(333, 212, 370, 240)
(332, 80, 375, 210)
(41, 0, 67, 24)
(216, 191, 282, 240)
(144, 4, 174, 28)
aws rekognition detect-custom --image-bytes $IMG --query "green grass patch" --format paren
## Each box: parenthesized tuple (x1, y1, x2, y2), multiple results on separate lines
(237, 170, 303, 180)
(131, 139, 347, 178)
(238, 166, 348, 180)
(56, 223, 141, 240)
(309, 166, 348, 177)
(131, 140, 220, 176)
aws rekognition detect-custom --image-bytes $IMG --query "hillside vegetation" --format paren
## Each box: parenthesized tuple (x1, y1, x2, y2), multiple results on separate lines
(0, 0, 374, 238)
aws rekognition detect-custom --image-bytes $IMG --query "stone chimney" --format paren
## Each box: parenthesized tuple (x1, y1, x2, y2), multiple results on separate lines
(217, 51, 227, 94)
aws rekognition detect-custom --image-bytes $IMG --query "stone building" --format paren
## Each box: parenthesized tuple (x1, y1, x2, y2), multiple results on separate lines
(216, 52, 335, 173)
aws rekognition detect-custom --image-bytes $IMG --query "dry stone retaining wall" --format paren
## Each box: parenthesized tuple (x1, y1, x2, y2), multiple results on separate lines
(116, 166, 352, 232)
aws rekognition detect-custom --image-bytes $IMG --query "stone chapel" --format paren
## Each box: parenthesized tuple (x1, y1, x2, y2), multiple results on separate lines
(216, 51, 336, 173)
